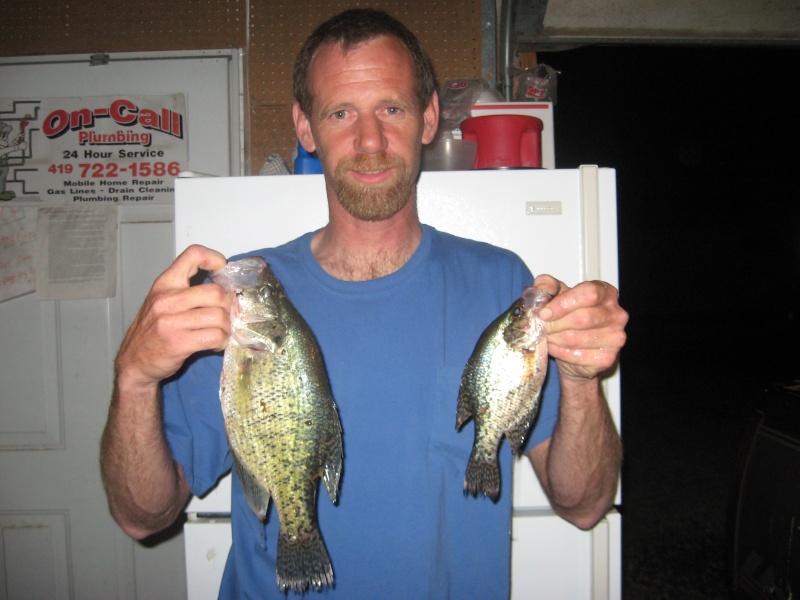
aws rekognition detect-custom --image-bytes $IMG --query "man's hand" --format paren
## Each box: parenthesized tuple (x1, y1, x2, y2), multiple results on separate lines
(533, 274, 628, 380)
(115, 244, 231, 390)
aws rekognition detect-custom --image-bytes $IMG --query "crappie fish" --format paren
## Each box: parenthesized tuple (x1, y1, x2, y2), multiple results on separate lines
(211, 257, 343, 593)
(456, 286, 552, 501)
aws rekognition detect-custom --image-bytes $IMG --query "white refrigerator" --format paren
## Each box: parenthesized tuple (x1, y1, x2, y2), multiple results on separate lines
(174, 165, 621, 599)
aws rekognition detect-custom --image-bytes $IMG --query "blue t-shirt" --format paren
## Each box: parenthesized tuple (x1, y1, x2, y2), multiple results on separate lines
(163, 225, 560, 599)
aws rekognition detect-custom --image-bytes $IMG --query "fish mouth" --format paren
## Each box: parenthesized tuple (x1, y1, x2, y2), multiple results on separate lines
(521, 287, 554, 310)
(504, 288, 553, 350)
(504, 321, 545, 350)
(210, 256, 267, 291)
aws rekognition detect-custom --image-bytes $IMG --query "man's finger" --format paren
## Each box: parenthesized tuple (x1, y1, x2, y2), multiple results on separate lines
(154, 244, 227, 291)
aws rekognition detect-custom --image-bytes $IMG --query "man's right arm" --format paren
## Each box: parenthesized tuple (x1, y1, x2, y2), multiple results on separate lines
(100, 378, 192, 539)
(100, 245, 230, 539)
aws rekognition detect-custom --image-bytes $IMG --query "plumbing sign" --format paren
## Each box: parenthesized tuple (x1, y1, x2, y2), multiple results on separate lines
(1, 94, 188, 205)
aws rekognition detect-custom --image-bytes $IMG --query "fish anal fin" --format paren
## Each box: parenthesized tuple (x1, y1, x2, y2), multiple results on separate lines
(322, 447, 342, 504)
(506, 420, 531, 455)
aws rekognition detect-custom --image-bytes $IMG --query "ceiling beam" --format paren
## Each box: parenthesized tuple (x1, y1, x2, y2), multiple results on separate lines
(513, 0, 800, 51)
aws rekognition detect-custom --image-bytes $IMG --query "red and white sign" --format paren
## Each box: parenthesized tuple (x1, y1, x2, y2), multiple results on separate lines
(1, 94, 188, 205)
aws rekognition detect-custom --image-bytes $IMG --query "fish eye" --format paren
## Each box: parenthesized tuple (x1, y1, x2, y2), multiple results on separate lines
(257, 285, 271, 299)
(512, 307, 521, 317)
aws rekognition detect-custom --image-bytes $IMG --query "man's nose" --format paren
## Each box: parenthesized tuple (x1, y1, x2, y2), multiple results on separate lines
(354, 114, 387, 154)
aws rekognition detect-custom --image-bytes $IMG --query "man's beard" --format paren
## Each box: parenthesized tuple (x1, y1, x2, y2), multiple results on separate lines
(332, 152, 416, 221)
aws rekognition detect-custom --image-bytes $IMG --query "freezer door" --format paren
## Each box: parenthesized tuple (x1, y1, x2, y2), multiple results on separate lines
(184, 517, 232, 600)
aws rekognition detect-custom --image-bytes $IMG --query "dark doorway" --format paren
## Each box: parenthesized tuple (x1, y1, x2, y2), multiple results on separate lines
(539, 44, 800, 598)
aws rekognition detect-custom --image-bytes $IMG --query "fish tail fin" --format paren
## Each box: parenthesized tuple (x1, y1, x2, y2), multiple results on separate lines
(276, 527, 334, 593)
(464, 455, 500, 502)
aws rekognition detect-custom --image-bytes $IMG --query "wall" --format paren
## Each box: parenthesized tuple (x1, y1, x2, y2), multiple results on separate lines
(3, 0, 482, 173)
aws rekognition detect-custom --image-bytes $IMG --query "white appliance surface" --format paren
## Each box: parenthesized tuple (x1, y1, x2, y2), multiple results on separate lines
(175, 166, 620, 599)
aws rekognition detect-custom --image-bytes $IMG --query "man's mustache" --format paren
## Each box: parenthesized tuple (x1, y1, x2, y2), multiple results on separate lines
(338, 152, 404, 173)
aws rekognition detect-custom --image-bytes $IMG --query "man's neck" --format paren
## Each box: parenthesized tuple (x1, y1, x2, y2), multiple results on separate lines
(311, 199, 422, 282)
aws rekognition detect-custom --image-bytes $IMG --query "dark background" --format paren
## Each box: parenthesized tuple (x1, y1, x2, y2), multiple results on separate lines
(538, 44, 800, 598)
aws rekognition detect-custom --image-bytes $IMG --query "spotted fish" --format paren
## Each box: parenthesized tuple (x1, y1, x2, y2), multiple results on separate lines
(456, 287, 552, 500)
(212, 257, 343, 593)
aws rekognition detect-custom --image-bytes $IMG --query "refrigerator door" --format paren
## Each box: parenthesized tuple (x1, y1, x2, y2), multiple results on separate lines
(174, 166, 620, 598)
(184, 516, 232, 598)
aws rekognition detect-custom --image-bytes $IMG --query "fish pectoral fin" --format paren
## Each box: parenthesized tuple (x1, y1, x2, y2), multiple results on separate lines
(233, 458, 271, 517)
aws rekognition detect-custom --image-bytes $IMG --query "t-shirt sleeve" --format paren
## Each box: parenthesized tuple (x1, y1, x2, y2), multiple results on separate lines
(162, 352, 232, 497)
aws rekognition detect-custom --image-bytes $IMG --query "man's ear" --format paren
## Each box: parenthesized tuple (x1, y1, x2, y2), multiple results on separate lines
(292, 101, 317, 153)
(421, 91, 440, 145)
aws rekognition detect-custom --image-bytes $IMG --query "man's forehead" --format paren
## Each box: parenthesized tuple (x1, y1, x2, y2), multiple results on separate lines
(310, 36, 409, 68)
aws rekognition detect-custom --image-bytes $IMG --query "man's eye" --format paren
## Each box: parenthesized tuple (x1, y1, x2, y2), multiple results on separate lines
(332, 110, 347, 120)
(386, 107, 401, 116)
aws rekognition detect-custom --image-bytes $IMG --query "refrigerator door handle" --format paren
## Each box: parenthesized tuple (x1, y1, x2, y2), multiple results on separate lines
(580, 164, 602, 282)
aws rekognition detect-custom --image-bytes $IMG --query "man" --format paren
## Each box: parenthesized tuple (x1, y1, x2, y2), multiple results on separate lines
(101, 8, 626, 598)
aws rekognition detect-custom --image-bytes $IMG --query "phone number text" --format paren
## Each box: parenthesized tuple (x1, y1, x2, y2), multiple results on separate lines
(48, 162, 181, 178)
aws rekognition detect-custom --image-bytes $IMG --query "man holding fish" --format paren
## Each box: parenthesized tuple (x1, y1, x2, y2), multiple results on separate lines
(101, 8, 627, 598)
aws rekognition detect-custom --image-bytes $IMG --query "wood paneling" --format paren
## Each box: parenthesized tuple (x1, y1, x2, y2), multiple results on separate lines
(3, 0, 481, 173)
(247, 1, 481, 170)
(3, 0, 247, 55)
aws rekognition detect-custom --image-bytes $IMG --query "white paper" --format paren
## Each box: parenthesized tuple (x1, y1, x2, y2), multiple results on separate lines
(35, 206, 117, 300)
(0, 206, 37, 302)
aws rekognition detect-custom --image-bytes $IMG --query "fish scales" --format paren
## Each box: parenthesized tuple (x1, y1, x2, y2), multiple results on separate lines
(457, 287, 551, 501)
(214, 257, 343, 593)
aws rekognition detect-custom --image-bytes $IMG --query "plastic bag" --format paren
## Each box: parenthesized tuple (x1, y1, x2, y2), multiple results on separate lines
(512, 64, 558, 104)
(438, 79, 500, 133)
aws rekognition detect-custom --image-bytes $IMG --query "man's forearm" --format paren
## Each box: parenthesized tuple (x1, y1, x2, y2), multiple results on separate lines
(536, 376, 621, 530)
(100, 376, 190, 539)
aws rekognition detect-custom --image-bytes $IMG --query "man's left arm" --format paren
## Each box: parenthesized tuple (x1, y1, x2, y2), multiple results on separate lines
(527, 275, 628, 530)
